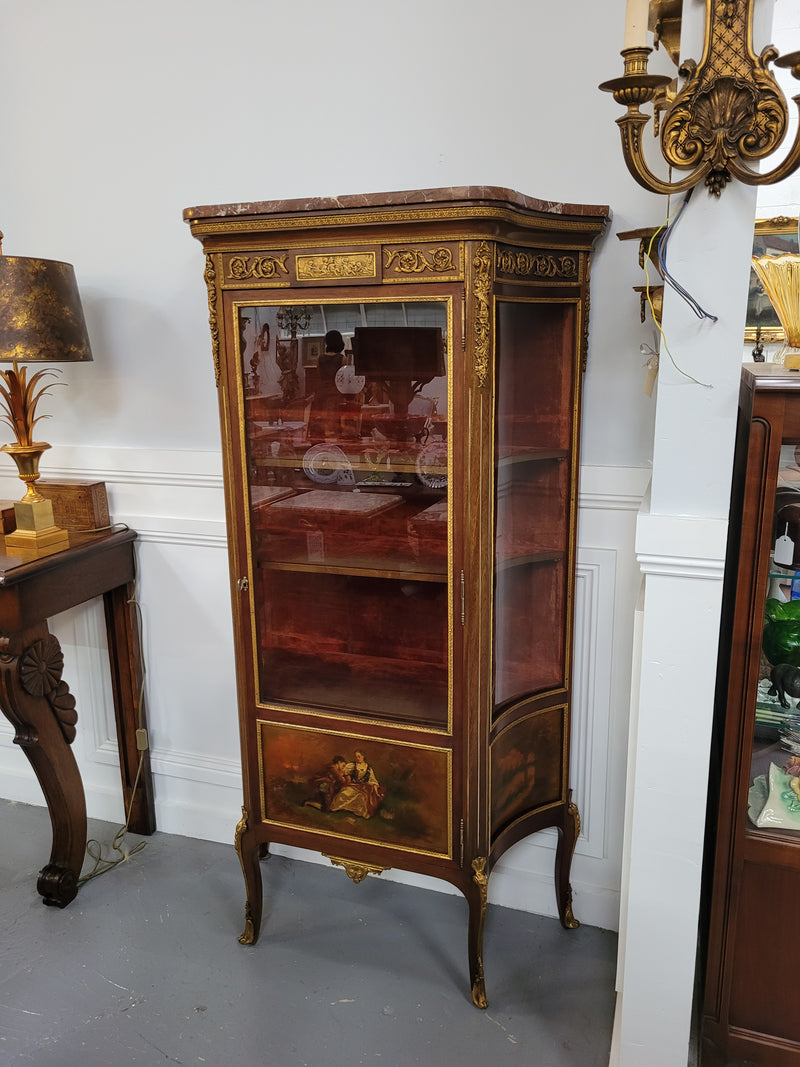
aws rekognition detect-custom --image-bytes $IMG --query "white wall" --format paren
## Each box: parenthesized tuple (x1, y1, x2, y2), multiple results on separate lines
(5, 0, 790, 1046)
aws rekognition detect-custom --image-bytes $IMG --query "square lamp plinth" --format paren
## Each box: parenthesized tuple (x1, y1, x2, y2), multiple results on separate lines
(5, 496, 69, 553)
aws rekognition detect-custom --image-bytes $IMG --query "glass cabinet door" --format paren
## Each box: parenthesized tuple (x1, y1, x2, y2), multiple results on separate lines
(237, 297, 451, 730)
(752, 441, 800, 837)
(492, 299, 577, 712)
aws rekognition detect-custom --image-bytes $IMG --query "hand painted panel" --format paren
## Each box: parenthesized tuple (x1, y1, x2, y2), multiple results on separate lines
(259, 722, 451, 857)
(490, 706, 566, 837)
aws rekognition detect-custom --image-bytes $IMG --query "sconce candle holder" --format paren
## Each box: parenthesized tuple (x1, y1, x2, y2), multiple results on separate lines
(600, 0, 800, 197)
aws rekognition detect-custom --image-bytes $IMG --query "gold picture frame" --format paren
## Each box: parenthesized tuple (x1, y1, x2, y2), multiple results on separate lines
(746, 216, 799, 344)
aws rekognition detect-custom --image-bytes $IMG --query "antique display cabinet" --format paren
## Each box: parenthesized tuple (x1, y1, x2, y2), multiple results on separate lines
(184, 187, 608, 1006)
(703, 365, 800, 1063)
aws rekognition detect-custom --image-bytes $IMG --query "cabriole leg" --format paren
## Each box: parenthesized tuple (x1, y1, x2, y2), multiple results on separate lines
(234, 807, 263, 945)
(468, 856, 489, 1008)
(555, 792, 581, 930)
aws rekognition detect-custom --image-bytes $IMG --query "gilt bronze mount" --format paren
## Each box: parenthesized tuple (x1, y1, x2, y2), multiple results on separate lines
(600, 0, 800, 196)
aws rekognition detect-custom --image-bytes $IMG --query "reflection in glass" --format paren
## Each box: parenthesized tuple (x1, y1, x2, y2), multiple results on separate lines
(751, 443, 800, 836)
(239, 300, 450, 728)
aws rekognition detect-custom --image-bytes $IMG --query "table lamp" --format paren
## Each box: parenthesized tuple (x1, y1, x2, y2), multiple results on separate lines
(0, 233, 93, 553)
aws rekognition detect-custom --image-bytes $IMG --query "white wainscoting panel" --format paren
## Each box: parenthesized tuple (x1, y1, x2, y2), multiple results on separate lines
(0, 449, 646, 930)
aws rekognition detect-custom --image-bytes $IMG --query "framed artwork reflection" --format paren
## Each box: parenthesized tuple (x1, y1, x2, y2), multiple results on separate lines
(301, 336, 325, 368)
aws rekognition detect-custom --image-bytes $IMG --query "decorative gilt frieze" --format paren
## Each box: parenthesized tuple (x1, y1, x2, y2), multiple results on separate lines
(203, 255, 221, 386)
(581, 258, 592, 373)
(384, 246, 456, 275)
(326, 854, 389, 883)
(496, 246, 579, 280)
(227, 254, 289, 282)
(472, 242, 493, 388)
(296, 251, 376, 281)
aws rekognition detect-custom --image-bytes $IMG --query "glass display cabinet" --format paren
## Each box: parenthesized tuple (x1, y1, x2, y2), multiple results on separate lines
(703, 364, 800, 1064)
(184, 187, 608, 1006)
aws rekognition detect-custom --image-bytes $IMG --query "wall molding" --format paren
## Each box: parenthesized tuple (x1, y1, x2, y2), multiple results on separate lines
(635, 492, 729, 581)
(0, 452, 644, 932)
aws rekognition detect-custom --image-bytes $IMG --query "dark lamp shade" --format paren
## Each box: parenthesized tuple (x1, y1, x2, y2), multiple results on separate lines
(0, 256, 93, 363)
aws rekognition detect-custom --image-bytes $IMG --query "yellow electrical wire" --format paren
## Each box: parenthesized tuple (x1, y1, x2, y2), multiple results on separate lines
(644, 210, 712, 389)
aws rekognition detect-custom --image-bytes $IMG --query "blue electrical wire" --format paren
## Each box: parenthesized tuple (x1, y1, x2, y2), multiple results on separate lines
(657, 188, 718, 322)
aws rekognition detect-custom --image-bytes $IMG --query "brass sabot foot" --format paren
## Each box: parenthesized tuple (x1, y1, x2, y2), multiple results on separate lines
(471, 977, 488, 1009)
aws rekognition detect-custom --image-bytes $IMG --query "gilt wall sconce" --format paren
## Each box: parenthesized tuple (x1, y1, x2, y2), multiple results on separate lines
(600, 0, 800, 196)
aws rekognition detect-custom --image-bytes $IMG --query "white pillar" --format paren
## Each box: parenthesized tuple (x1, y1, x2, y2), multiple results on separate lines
(610, 0, 771, 1048)
(615, 181, 758, 1067)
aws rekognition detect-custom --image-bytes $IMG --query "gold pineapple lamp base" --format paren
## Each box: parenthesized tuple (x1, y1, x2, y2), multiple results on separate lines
(1, 442, 69, 554)
(751, 254, 800, 371)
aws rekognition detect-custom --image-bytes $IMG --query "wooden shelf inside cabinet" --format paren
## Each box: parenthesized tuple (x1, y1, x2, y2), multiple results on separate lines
(184, 185, 608, 1008)
(496, 448, 569, 466)
(495, 551, 565, 572)
(258, 559, 447, 583)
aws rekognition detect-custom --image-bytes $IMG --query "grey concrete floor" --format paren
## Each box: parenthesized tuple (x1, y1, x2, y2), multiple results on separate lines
(0, 799, 617, 1066)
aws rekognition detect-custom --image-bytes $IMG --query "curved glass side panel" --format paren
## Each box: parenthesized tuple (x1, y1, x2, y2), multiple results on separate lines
(492, 299, 576, 712)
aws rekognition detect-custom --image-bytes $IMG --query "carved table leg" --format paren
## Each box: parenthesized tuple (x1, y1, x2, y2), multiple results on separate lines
(467, 856, 489, 1008)
(555, 791, 581, 930)
(234, 807, 263, 945)
(0, 624, 84, 907)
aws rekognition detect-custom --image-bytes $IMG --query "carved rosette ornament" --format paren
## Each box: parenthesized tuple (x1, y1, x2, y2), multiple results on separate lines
(472, 242, 493, 388)
(20, 634, 77, 743)
(203, 255, 221, 386)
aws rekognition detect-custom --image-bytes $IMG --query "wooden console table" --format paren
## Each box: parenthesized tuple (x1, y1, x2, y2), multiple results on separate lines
(0, 527, 155, 907)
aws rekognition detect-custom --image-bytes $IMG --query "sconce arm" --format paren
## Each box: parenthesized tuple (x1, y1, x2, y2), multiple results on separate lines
(616, 111, 714, 196)
(726, 95, 800, 188)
